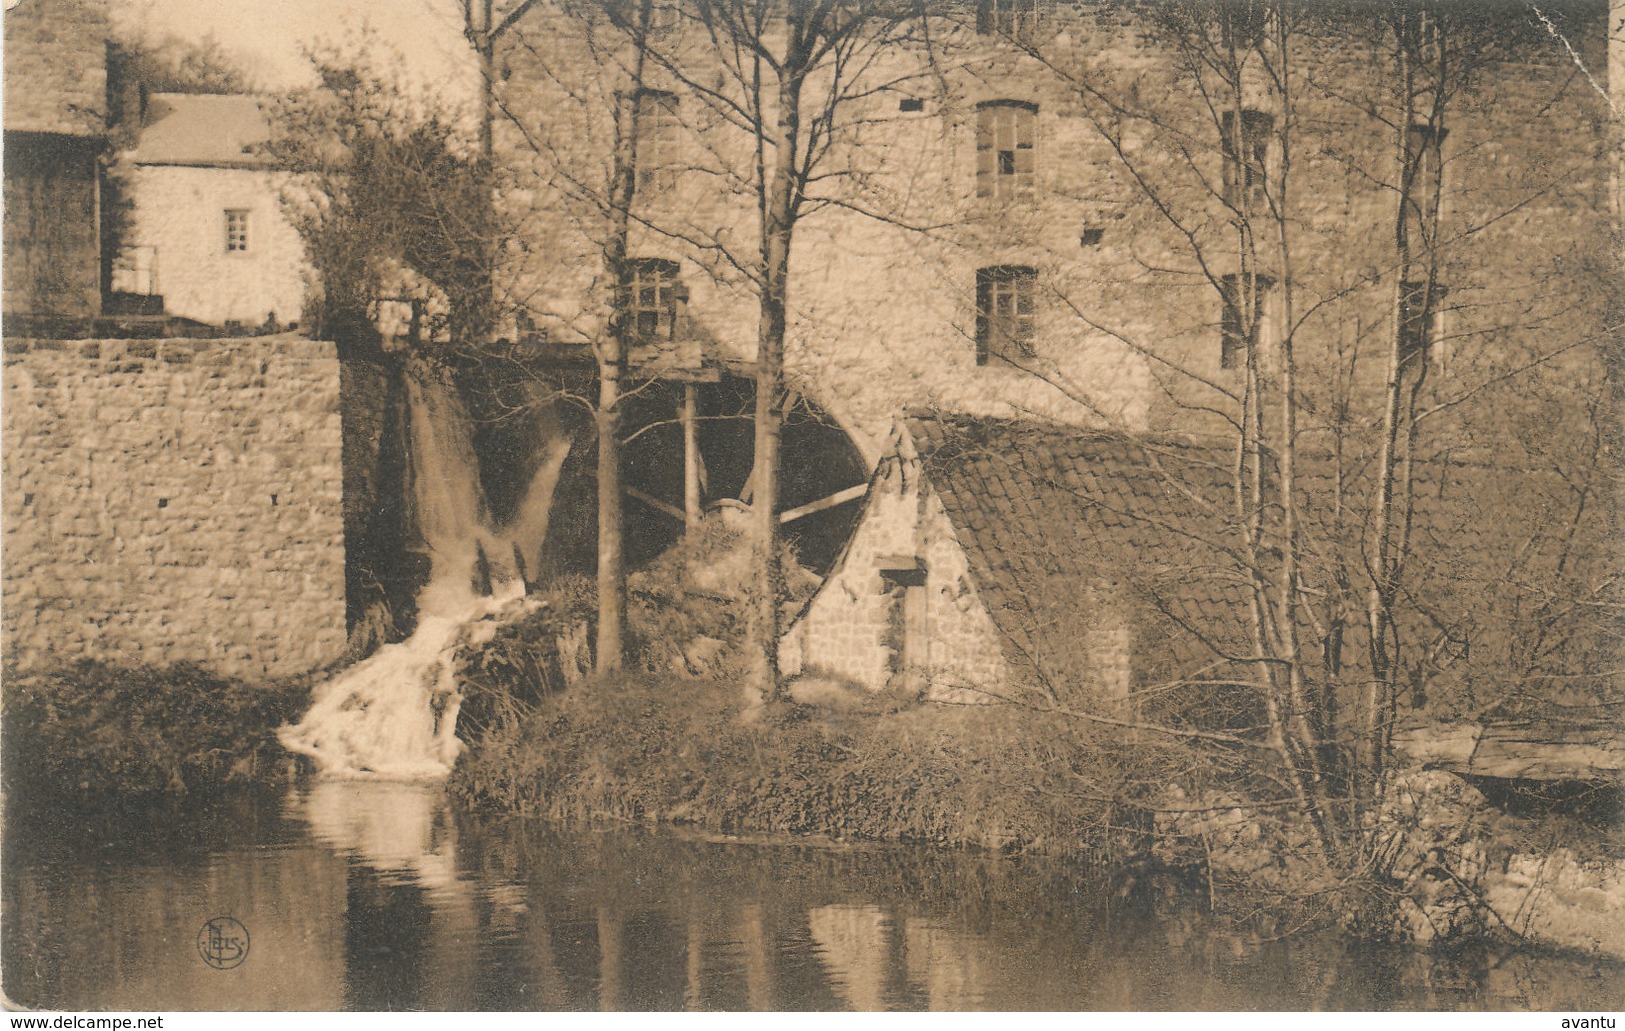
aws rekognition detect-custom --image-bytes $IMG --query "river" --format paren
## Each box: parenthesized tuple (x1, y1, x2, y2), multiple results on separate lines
(4, 782, 1620, 1011)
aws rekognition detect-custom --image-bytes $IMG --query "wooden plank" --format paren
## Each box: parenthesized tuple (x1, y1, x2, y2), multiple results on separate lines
(1392, 723, 1481, 770)
(626, 486, 684, 522)
(1393, 721, 1625, 782)
(779, 483, 867, 525)
(682, 384, 702, 529)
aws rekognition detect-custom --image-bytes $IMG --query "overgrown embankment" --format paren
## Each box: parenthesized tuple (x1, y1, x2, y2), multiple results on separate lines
(450, 668, 1125, 856)
(447, 526, 1625, 957)
(2, 661, 313, 800)
(450, 522, 1124, 856)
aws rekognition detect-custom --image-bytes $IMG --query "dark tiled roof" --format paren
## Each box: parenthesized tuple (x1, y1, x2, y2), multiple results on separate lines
(3, 0, 109, 137)
(909, 414, 1253, 690)
(905, 412, 1614, 711)
(131, 93, 272, 167)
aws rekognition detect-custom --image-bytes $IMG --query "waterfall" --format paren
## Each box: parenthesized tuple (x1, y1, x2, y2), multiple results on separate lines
(278, 356, 569, 780)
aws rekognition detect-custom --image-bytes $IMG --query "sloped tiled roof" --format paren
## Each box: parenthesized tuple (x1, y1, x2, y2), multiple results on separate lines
(3, 0, 109, 137)
(908, 413, 1253, 688)
(904, 412, 1613, 709)
(130, 93, 272, 167)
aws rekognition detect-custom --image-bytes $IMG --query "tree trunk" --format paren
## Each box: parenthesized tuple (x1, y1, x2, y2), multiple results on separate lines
(592, 17, 651, 675)
(747, 57, 805, 701)
(1361, 19, 1417, 809)
(596, 367, 627, 672)
(683, 383, 702, 530)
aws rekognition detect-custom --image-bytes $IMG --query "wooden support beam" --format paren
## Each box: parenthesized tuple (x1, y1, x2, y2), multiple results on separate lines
(682, 383, 702, 530)
(626, 486, 684, 522)
(778, 483, 867, 525)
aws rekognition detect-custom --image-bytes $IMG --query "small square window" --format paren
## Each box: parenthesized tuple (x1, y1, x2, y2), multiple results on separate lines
(224, 209, 250, 253)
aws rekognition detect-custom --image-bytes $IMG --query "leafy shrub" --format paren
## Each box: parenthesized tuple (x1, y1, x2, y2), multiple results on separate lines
(2, 661, 310, 799)
(454, 575, 596, 737)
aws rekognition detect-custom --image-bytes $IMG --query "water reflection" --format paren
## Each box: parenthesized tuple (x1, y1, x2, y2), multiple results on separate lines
(5, 784, 1621, 1011)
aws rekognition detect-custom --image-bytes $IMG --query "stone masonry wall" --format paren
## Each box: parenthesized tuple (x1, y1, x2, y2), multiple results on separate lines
(496, 6, 1609, 456)
(2, 335, 346, 679)
(3, 0, 109, 138)
(783, 433, 1008, 697)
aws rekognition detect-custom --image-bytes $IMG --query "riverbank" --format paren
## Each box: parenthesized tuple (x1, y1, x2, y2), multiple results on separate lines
(12, 780, 1619, 1010)
(2, 660, 314, 800)
(448, 668, 1123, 860)
(7, 576, 1618, 960)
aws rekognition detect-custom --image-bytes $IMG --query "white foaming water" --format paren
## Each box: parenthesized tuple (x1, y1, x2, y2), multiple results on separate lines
(278, 357, 564, 781)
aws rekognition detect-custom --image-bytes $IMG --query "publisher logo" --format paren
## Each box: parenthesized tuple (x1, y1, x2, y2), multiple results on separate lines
(197, 916, 250, 970)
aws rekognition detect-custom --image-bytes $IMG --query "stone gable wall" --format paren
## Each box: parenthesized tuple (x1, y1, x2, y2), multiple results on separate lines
(1, 335, 346, 679)
(783, 442, 1009, 697)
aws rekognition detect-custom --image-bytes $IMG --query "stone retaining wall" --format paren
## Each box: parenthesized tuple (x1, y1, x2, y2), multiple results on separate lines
(2, 335, 346, 679)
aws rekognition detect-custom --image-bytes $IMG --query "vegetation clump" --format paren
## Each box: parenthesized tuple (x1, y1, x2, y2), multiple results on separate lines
(449, 668, 1126, 858)
(2, 661, 311, 800)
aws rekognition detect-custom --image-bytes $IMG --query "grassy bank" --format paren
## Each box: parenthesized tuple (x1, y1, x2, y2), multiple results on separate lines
(449, 671, 1134, 859)
(2, 660, 312, 800)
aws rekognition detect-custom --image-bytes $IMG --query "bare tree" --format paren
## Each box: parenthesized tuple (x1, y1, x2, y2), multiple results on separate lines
(627, 0, 946, 696)
(976, 0, 1615, 882)
(496, 0, 951, 691)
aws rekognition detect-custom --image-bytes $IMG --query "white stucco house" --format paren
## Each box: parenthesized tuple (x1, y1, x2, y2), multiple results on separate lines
(114, 93, 306, 328)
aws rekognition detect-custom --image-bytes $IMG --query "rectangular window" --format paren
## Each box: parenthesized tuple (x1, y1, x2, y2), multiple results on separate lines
(1403, 123, 1446, 248)
(976, 0, 1041, 43)
(625, 257, 681, 339)
(1400, 280, 1445, 364)
(1220, 109, 1272, 212)
(1220, 273, 1274, 370)
(635, 90, 680, 193)
(224, 209, 249, 253)
(976, 101, 1036, 200)
(976, 265, 1037, 365)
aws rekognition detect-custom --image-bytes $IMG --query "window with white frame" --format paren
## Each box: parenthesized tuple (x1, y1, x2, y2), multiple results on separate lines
(977, 0, 1042, 43)
(224, 209, 250, 253)
(1220, 109, 1272, 213)
(1219, 272, 1275, 370)
(1400, 279, 1446, 366)
(1403, 123, 1446, 248)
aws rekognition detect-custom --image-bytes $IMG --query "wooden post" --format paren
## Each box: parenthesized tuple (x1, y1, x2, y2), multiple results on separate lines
(682, 383, 702, 530)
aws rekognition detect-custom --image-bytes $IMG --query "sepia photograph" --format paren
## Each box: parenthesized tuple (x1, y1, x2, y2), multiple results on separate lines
(2, 0, 1622, 1014)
